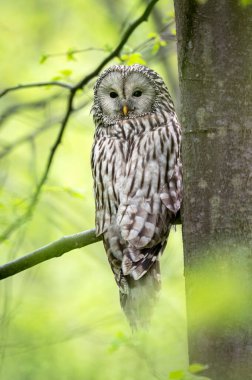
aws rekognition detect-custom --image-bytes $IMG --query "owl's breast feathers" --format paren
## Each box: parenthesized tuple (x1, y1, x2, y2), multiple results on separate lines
(91, 108, 182, 245)
(92, 109, 182, 327)
(91, 64, 182, 327)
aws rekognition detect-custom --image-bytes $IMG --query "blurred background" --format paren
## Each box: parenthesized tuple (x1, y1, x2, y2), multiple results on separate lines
(0, 1, 187, 379)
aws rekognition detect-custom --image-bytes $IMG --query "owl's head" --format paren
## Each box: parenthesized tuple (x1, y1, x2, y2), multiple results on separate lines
(92, 64, 172, 123)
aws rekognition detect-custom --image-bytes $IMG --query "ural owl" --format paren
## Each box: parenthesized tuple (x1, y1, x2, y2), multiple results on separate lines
(91, 64, 182, 328)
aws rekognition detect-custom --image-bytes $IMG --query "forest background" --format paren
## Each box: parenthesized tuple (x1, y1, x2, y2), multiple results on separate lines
(0, 1, 189, 379)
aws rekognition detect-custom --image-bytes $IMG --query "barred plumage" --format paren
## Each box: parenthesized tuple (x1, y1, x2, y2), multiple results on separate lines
(91, 64, 182, 328)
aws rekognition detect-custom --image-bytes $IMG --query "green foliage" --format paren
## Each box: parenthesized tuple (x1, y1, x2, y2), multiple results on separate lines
(107, 331, 132, 352)
(148, 32, 167, 54)
(43, 185, 85, 199)
(169, 370, 185, 379)
(51, 69, 73, 81)
(39, 54, 48, 64)
(187, 254, 252, 330)
(120, 52, 146, 65)
(0, 0, 184, 379)
(168, 364, 210, 379)
(189, 364, 208, 374)
(239, 0, 252, 6)
(1, 1, 250, 378)
(119, 28, 170, 66)
(163, 10, 175, 23)
(66, 48, 77, 61)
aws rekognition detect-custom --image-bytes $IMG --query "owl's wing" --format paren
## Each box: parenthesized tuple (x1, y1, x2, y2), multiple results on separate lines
(91, 134, 127, 236)
(117, 118, 182, 249)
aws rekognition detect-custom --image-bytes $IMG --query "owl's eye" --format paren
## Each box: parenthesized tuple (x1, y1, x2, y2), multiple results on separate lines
(110, 91, 118, 98)
(133, 90, 142, 97)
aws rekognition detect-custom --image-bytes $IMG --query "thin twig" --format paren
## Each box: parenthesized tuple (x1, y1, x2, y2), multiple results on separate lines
(74, 0, 159, 90)
(41, 47, 108, 59)
(0, 93, 61, 127)
(0, 82, 73, 98)
(132, 19, 175, 54)
(0, 99, 91, 159)
(0, 119, 59, 159)
(0, 0, 159, 243)
(0, 92, 75, 242)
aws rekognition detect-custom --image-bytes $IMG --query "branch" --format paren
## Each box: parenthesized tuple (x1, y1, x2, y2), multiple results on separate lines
(0, 93, 61, 128)
(0, 0, 159, 243)
(0, 211, 181, 280)
(40, 47, 108, 61)
(0, 99, 90, 159)
(0, 119, 58, 159)
(0, 81, 73, 98)
(0, 229, 102, 280)
(74, 0, 159, 90)
(0, 92, 75, 242)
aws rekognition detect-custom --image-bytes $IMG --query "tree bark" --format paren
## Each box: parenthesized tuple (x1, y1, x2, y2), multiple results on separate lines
(174, 1, 252, 379)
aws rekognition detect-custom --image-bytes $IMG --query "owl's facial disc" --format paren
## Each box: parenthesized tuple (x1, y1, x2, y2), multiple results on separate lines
(97, 70, 156, 120)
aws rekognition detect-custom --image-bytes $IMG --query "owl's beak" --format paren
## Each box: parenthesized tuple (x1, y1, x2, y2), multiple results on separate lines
(122, 105, 128, 116)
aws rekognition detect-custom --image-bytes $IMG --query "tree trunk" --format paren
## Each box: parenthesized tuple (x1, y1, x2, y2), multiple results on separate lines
(174, 1, 252, 379)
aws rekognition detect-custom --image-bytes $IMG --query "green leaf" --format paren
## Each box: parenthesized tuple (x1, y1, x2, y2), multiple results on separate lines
(189, 364, 208, 374)
(148, 32, 158, 39)
(149, 34, 168, 55)
(160, 40, 167, 47)
(66, 48, 76, 61)
(43, 185, 84, 199)
(152, 42, 160, 55)
(51, 75, 62, 81)
(107, 331, 129, 353)
(169, 370, 185, 379)
(162, 10, 175, 23)
(122, 44, 133, 54)
(166, 10, 175, 18)
(59, 69, 72, 77)
(63, 187, 84, 199)
(104, 43, 113, 52)
(239, 0, 252, 6)
(121, 52, 146, 65)
(120, 54, 129, 62)
(39, 54, 48, 64)
(48, 75, 62, 81)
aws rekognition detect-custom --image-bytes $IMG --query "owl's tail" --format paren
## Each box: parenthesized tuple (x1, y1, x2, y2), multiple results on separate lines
(119, 260, 161, 330)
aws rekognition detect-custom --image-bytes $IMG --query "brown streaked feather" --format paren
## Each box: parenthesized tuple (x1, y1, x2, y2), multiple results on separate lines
(91, 64, 182, 327)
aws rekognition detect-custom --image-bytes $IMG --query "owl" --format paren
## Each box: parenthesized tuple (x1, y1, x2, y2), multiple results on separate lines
(91, 64, 182, 328)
